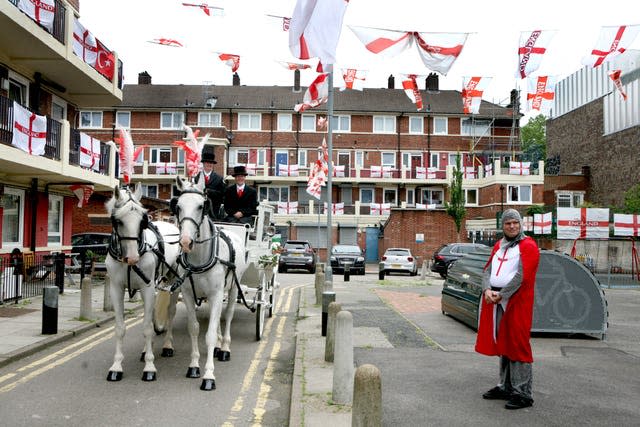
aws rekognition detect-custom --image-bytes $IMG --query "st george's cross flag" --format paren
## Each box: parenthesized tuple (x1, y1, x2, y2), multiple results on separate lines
(516, 29, 556, 79)
(523, 216, 534, 232)
(484, 163, 493, 177)
(401, 74, 423, 110)
(557, 208, 610, 240)
(289, 0, 348, 66)
(72, 18, 97, 66)
(416, 166, 426, 179)
(370, 203, 391, 215)
(341, 68, 367, 91)
(533, 212, 553, 234)
(582, 25, 640, 68)
(11, 101, 47, 156)
(277, 201, 299, 214)
(608, 69, 628, 101)
(18, 0, 55, 32)
(295, 73, 329, 112)
(527, 76, 556, 114)
(69, 184, 94, 208)
(278, 163, 300, 176)
(509, 161, 531, 176)
(149, 38, 184, 47)
(324, 202, 344, 215)
(79, 132, 101, 171)
(613, 213, 640, 237)
(277, 61, 311, 70)
(218, 53, 240, 72)
(462, 76, 491, 114)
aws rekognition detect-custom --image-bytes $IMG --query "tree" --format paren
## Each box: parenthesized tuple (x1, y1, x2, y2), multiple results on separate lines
(623, 183, 640, 213)
(445, 154, 466, 238)
(520, 114, 547, 165)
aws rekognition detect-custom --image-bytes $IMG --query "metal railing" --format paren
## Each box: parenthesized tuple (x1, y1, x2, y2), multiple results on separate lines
(69, 127, 112, 175)
(7, 0, 67, 44)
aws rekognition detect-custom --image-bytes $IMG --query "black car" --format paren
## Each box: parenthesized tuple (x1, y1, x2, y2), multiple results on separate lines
(330, 244, 365, 275)
(278, 240, 317, 273)
(71, 232, 111, 259)
(431, 242, 488, 279)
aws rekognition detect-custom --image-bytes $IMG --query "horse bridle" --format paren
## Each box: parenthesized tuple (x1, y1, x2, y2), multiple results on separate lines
(108, 189, 149, 260)
(172, 188, 211, 243)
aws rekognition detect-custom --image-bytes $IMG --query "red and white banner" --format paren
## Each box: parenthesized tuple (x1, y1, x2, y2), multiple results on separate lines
(295, 73, 329, 112)
(462, 76, 491, 114)
(277, 201, 299, 214)
(534, 212, 553, 234)
(277, 61, 311, 70)
(370, 166, 392, 178)
(306, 159, 326, 199)
(608, 69, 628, 101)
(341, 68, 367, 91)
(324, 202, 344, 215)
(278, 163, 300, 176)
(557, 208, 610, 240)
(79, 132, 101, 171)
(516, 30, 556, 79)
(509, 161, 531, 176)
(11, 101, 47, 156)
(95, 39, 115, 80)
(484, 163, 493, 177)
(333, 165, 345, 177)
(370, 203, 391, 215)
(182, 3, 224, 16)
(73, 18, 97, 66)
(18, 0, 55, 32)
(289, 0, 348, 65)
(527, 76, 556, 114)
(614, 214, 640, 237)
(416, 203, 436, 210)
(462, 166, 476, 179)
(401, 74, 423, 110)
(582, 25, 640, 67)
(149, 38, 183, 47)
(416, 167, 426, 179)
(427, 167, 437, 179)
(523, 216, 533, 232)
(218, 53, 240, 72)
(157, 162, 177, 174)
(245, 163, 258, 175)
(69, 184, 94, 208)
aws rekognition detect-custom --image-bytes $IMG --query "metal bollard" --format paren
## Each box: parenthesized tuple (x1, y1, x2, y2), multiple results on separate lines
(352, 364, 383, 427)
(344, 265, 350, 282)
(325, 302, 342, 362)
(332, 310, 354, 404)
(42, 286, 59, 334)
(321, 291, 336, 336)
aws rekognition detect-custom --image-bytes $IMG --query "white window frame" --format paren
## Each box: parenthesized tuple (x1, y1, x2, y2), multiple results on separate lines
(141, 184, 158, 199)
(256, 149, 266, 166)
(80, 111, 103, 128)
(301, 114, 316, 131)
(51, 95, 67, 123)
(160, 111, 184, 129)
(556, 191, 584, 208)
(232, 149, 249, 165)
(116, 111, 131, 129)
(448, 153, 462, 168)
(422, 187, 444, 205)
(355, 151, 364, 168)
(405, 188, 415, 206)
(258, 186, 290, 203)
(331, 115, 350, 132)
(409, 116, 423, 134)
(177, 149, 185, 165)
(47, 195, 63, 246)
(278, 113, 293, 131)
(461, 118, 491, 136)
(383, 188, 398, 206)
(238, 113, 261, 130)
(402, 152, 422, 168)
(429, 152, 440, 169)
(373, 115, 395, 133)
(507, 185, 532, 203)
(381, 152, 395, 167)
(8, 71, 29, 105)
(197, 111, 221, 127)
(433, 117, 448, 135)
(150, 147, 172, 164)
(359, 188, 374, 205)
(297, 149, 307, 167)
(134, 147, 144, 165)
(464, 188, 478, 206)
(2, 187, 25, 248)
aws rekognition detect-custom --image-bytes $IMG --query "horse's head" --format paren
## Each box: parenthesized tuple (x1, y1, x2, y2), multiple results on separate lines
(105, 185, 149, 265)
(173, 176, 208, 253)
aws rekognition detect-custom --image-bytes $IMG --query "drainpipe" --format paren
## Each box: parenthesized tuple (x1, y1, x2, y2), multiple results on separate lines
(226, 108, 234, 170)
(397, 113, 403, 199)
(270, 111, 274, 175)
(29, 178, 38, 252)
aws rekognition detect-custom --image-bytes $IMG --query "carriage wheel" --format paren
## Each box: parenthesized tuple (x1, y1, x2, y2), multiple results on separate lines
(255, 287, 266, 341)
(268, 273, 277, 318)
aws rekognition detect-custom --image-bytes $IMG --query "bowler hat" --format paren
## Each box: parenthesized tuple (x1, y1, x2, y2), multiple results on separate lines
(232, 165, 249, 176)
(202, 145, 217, 164)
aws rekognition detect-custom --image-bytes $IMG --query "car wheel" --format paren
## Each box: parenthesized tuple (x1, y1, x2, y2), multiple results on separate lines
(439, 272, 447, 279)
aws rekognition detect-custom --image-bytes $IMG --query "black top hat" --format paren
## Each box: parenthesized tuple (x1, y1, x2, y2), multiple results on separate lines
(202, 145, 216, 164)
(232, 165, 248, 176)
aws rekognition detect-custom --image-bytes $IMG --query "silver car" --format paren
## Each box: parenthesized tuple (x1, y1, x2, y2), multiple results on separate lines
(379, 248, 418, 278)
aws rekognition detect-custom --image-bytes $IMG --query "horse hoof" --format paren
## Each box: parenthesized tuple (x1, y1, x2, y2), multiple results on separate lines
(161, 348, 174, 357)
(217, 351, 231, 362)
(140, 352, 145, 362)
(186, 367, 201, 378)
(141, 371, 157, 382)
(200, 379, 216, 391)
(213, 347, 220, 357)
(106, 371, 123, 382)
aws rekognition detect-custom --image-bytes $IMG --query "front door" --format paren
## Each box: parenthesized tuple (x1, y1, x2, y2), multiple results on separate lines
(365, 227, 380, 262)
(275, 150, 288, 176)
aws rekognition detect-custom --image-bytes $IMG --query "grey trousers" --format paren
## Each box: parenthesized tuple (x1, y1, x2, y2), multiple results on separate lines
(496, 303, 533, 400)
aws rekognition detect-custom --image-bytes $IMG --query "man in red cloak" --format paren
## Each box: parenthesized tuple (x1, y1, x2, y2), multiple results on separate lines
(475, 209, 540, 410)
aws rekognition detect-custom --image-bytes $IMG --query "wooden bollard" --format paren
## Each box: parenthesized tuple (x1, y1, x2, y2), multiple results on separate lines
(332, 310, 354, 404)
(80, 277, 93, 320)
(352, 364, 382, 427)
(314, 269, 325, 305)
(325, 302, 342, 362)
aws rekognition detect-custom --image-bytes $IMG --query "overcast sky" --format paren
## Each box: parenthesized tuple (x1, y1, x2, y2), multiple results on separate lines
(81, 0, 639, 117)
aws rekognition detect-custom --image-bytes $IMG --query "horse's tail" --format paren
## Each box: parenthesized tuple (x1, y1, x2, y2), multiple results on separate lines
(153, 290, 173, 334)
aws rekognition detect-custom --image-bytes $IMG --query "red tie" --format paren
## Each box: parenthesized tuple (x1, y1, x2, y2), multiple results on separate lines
(237, 188, 243, 197)
(205, 174, 210, 184)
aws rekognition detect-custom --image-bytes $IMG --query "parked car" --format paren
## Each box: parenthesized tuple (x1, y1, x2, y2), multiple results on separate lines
(379, 248, 418, 278)
(278, 240, 317, 273)
(431, 242, 488, 279)
(71, 232, 111, 260)
(330, 244, 366, 275)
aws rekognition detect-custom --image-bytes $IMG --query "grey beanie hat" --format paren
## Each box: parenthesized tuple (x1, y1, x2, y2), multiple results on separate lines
(501, 209, 522, 227)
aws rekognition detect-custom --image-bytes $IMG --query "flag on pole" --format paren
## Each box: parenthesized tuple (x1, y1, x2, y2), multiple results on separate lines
(582, 25, 640, 67)
(462, 76, 491, 114)
(294, 73, 329, 112)
(401, 74, 423, 110)
(527, 76, 556, 114)
(69, 184, 94, 208)
(289, 0, 349, 65)
(516, 29, 556, 79)
(11, 101, 47, 156)
(18, 0, 55, 32)
(608, 69, 628, 101)
(218, 53, 240, 72)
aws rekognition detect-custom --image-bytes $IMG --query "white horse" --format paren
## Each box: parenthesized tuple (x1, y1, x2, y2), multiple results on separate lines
(168, 176, 248, 391)
(105, 185, 180, 382)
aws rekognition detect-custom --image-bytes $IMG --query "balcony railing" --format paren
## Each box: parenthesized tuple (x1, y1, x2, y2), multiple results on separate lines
(8, 0, 67, 44)
(69, 128, 112, 176)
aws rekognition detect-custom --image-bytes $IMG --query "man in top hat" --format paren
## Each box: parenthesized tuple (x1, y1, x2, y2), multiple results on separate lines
(200, 145, 225, 219)
(223, 165, 258, 224)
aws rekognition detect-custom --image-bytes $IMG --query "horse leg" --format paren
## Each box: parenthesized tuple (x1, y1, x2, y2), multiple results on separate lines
(217, 282, 237, 362)
(154, 290, 179, 357)
(182, 289, 201, 379)
(201, 290, 224, 391)
(161, 291, 179, 357)
(139, 285, 157, 381)
(107, 283, 126, 381)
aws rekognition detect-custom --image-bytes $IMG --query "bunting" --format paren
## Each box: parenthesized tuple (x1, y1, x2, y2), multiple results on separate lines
(582, 25, 640, 67)
(11, 101, 47, 156)
(341, 68, 367, 91)
(401, 74, 423, 110)
(69, 184, 94, 208)
(526, 76, 556, 114)
(608, 69, 628, 101)
(218, 53, 240, 72)
(294, 73, 329, 112)
(462, 76, 491, 114)
(516, 29, 556, 79)
(148, 38, 184, 47)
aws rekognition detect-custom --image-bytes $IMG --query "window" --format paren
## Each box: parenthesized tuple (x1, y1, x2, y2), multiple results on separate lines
(464, 188, 478, 205)
(373, 115, 395, 133)
(198, 112, 221, 127)
(422, 188, 444, 205)
(298, 149, 307, 167)
(116, 111, 130, 128)
(383, 188, 397, 206)
(48, 195, 63, 245)
(80, 111, 103, 128)
(177, 149, 185, 165)
(381, 152, 395, 167)
(301, 114, 316, 131)
(51, 95, 67, 122)
(7, 71, 29, 104)
(355, 151, 364, 168)
(448, 153, 461, 168)
(406, 188, 415, 206)
(557, 192, 584, 208)
(256, 149, 266, 166)
(402, 153, 421, 168)
(238, 113, 261, 130)
(134, 148, 144, 165)
(278, 113, 292, 131)
(461, 118, 491, 136)
(233, 149, 249, 165)
(150, 148, 172, 164)
(161, 112, 184, 129)
(140, 184, 158, 199)
(331, 115, 350, 132)
(409, 116, 423, 134)
(258, 186, 289, 203)
(433, 117, 448, 135)
(2, 188, 25, 248)
(429, 152, 439, 169)
(507, 185, 532, 203)
(360, 188, 374, 204)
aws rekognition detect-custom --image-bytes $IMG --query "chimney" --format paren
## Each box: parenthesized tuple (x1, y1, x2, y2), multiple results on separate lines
(232, 72, 240, 86)
(293, 69, 301, 92)
(581, 165, 591, 178)
(138, 71, 151, 85)
(506, 89, 520, 110)
(425, 73, 439, 91)
(387, 74, 395, 89)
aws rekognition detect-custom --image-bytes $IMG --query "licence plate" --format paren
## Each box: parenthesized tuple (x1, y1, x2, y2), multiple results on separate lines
(292, 253, 303, 257)
(392, 264, 401, 268)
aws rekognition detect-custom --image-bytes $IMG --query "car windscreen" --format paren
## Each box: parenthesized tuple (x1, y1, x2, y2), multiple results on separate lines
(386, 250, 409, 256)
(285, 243, 308, 250)
(333, 246, 361, 254)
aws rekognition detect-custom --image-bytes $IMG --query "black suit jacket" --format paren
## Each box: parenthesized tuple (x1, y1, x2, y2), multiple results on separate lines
(224, 184, 258, 223)
(200, 172, 225, 218)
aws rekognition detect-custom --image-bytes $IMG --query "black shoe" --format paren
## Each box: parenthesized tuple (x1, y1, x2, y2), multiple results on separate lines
(505, 395, 533, 410)
(482, 386, 511, 400)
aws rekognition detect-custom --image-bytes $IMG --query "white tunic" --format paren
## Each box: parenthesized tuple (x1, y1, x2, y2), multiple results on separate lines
(489, 243, 521, 289)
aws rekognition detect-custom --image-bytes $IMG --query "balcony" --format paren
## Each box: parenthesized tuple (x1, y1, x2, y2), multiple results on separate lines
(0, 0, 123, 107)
